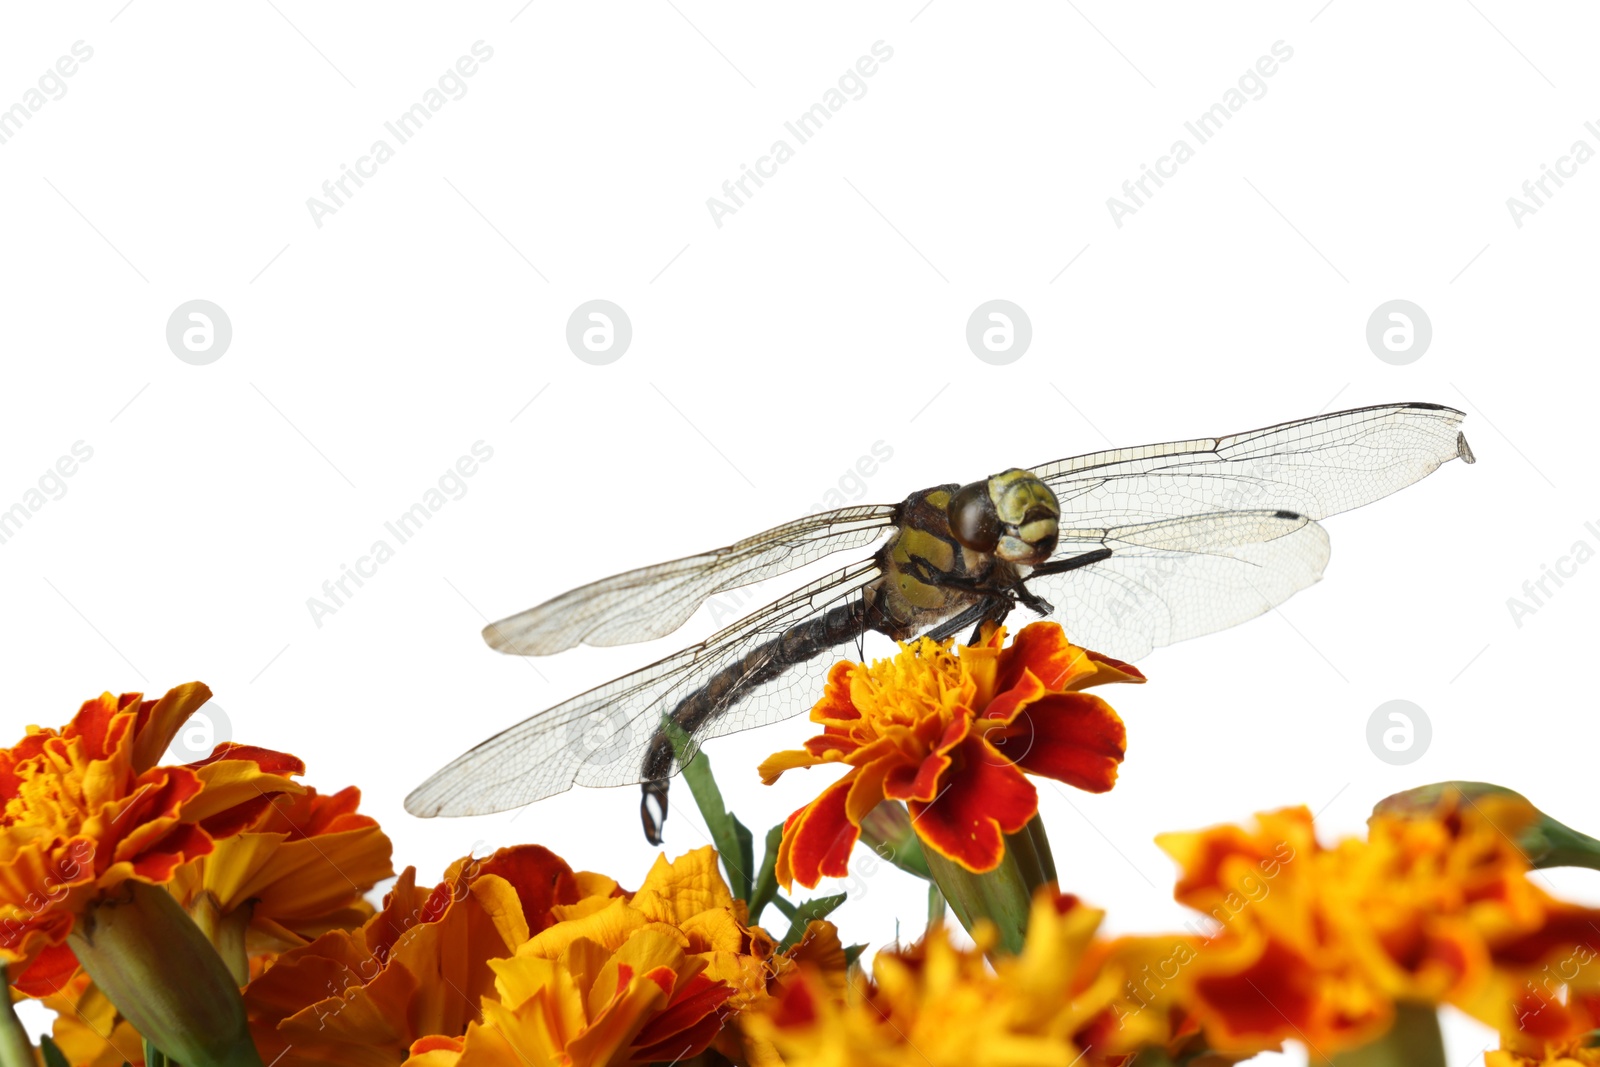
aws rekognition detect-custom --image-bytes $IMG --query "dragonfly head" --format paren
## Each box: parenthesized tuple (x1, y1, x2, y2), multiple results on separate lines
(949, 469, 1060, 565)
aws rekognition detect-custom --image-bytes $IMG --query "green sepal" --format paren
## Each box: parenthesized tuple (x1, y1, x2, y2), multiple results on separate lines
(857, 801, 933, 881)
(922, 813, 1056, 957)
(1321, 1002, 1445, 1066)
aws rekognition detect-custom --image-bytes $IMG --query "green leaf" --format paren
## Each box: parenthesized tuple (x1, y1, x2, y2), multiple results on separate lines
(843, 943, 867, 967)
(749, 823, 786, 923)
(142, 1039, 173, 1067)
(39, 1037, 72, 1067)
(731, 815, 755, 904)
(664, 720, 752, 901)
(778, 893, 847, 952)
(770, 895, 797, 919)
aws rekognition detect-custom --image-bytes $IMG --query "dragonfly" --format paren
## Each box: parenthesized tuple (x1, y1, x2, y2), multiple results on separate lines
(407, 402, 1475, 842)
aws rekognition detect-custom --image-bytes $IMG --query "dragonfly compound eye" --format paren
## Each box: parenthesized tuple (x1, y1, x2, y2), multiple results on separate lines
(988, 470, 1061, 563)
(949, 480, 1001, 553)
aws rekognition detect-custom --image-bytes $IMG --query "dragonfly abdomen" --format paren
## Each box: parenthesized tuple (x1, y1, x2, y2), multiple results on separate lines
(637, 591, 879, 843)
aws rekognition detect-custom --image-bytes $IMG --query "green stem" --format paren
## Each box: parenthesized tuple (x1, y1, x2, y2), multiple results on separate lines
(0, 970, 35, 1067)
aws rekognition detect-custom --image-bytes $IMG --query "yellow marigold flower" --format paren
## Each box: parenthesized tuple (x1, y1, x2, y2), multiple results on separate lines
(1489, 1042, 1600, 1067)
(752, 890, 1189, 1067)
(246, 844, 588, 1067)
(402, 926, 734, 1067)
(1155, 798, 1600, 1059)
(760, 621, 1139, 887)
(168, 782, 393, 979)
(37, 969, 146, 1067)
(0, 684, 304, 998)
(247, 844, 819, 1067)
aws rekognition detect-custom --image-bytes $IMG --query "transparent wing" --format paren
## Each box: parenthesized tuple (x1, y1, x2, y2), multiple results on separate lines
(408, 560, 888, 817)
(1023, 511, 1332, 662)
(1034, 402, 1474, 528)
(483, 504, 896, 656)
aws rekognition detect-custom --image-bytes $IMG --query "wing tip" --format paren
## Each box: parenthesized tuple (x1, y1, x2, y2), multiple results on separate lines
(1455, 431, 1476, 465)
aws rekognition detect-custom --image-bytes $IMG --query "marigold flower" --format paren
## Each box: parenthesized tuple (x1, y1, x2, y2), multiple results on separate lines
(168, 782, 393, 979)
(1155, 798, 1600, 1059)
(245, 843, 587, 1066)
(0, 684, 304, 997)
(1488, 1042, 1600, 1067)
(760, 621, 1139, 887)
(246, 844, 817, 1067)
(37, 969, 146, 1067)
(752, 889, 1189, 1066)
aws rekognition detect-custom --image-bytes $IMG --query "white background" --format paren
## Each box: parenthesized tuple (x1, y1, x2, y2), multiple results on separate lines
(3, 3, 1597, 1063)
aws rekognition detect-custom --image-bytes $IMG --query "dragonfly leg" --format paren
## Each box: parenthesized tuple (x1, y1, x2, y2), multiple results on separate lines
(924, 596, 1011, 643)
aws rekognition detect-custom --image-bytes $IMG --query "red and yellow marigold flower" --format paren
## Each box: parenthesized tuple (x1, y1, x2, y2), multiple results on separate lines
(0, 684, 306, 997)
(751, 889, 1192, 1067)
(245, 843, 590, 1066)
(760, 621, 1139, 887)
(168, 781, 393, 980)
(1488, 1042, 1600, 1067)
(247, 844, 827, 1067)
(1154, 796, 1600, 1059)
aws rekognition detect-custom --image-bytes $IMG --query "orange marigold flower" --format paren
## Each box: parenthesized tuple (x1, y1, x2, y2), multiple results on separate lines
(245, 845, 802, 1067)
(0, 684, 304, 997)
(1488, 1042, 1600, 1067)
(751, 889, 1192, 1067)
(1155, 798, 1600, 1059)
(245, 843, 587, 1067)
(760, 621, 1139, 886)
(37, 968, 147, 1067)
(168, 781, 393, 978)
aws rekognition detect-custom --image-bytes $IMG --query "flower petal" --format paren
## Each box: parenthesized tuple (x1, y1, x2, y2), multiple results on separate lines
(993, 692, 1126, 793)
(907, 734, 1037, 872)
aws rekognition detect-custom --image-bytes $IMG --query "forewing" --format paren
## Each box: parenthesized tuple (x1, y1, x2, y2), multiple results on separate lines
(483, 504, 896, 656)
(1023, 511, 1332, 662)
(408, 560, 885, 817)
(1034, 402, 1474, 528)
